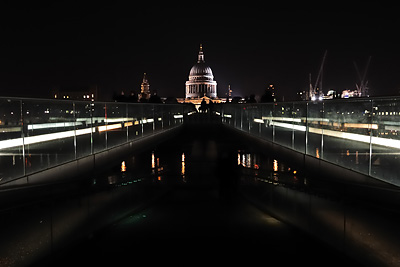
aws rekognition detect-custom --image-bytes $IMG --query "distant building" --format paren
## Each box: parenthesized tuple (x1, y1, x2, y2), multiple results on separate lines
(227, 84, 232, 103)
(185, 44, 217, 99)
(178, 44, 223, 108)
(267, 84, 275, 98)
(341, 89, 361, 99)
(260, 84, 276, 103)
(52, 85, 97, 101)
(297, 90, 307, 101)
(324, 90, 338, 99)
(138, 73, 151, 101)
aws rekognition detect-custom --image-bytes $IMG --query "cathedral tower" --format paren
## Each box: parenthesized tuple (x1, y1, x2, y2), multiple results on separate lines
(185, 44, 217, 99)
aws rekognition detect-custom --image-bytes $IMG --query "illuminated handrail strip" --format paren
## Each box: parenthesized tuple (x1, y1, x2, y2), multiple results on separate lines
(28, 122, 82, 130)
(0, 127, 96, 150)
(260, 116, 379, 130)
(98, 123, 122, 132)
(271, 121, 400, 150)
(0, 116, 165, 150)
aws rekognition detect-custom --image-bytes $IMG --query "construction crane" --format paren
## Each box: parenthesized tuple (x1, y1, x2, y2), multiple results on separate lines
(353, 56, 371, 97)
(309, 50, 328, 100)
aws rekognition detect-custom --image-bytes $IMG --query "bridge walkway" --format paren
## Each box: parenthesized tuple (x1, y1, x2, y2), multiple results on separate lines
(48, 186, 360, 266)
(35, 121, 362, 266)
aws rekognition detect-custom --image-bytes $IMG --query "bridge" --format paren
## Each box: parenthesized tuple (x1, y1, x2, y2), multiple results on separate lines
(1, 97, 400, 266)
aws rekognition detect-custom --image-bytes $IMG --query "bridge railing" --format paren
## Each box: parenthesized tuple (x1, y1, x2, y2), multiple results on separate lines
(0, 97, 185, 184)
(221, 97, 400, 186)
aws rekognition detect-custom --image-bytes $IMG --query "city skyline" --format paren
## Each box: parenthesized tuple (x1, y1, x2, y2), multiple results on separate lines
(0, 3, 399, 101)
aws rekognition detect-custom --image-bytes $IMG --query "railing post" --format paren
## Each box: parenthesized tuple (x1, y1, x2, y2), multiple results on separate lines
(152, 104, 155, 133)
(291, 102, 295, 149)
(73, 102, 77, 159)
(161, 105, 164, 130)
(369, 99, 373, 176)
(259, 105, 262, 137)
(126, 103, 129, 142)
(240, 107, 243, 131)
(272, 103, 275, 143)
(321, 101, 324, 159)
(104, 103, 108, 149)
(305, 102, 309, 155)
(141, 105, 144, 137)
(90, 102, 94, 154)
(248, 107, 251, 133)
(20, 100, 26, 176)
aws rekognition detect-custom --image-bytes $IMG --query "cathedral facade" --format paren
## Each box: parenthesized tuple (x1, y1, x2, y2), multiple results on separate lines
(185, 45, 217, 99)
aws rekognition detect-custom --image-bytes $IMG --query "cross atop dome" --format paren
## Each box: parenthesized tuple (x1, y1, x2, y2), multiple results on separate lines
(197, 44, 205, 63)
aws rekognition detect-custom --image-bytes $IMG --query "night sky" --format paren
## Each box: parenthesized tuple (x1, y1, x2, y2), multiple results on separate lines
(0, 2, 399, 101)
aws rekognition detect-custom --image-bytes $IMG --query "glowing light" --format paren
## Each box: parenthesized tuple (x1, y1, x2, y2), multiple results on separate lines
(174, 114, 184, 119)
(181, 153, 185, 176)
(28, 122, 81, 130)
(343, 123, 378, 130)
(268, 119, 400, 149)
(246, 154, 251, 168)
(121, 161, 126, 172)
(0, 127, 95, 150)
(273, 159, 278, 172)
(98, 123, 122, 132)
(151, 152, 155, 169)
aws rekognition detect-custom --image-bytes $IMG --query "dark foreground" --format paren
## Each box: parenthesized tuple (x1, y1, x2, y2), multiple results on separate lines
(41, 186, 361, 266)
(36, 124, 362, 266)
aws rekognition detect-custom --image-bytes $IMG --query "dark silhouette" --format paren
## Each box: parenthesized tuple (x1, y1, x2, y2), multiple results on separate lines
(231, 96, 242, 104)
(217, 149, 240, 203)
(260, 90, 275, 103)
(165, 97, 178, 104)
(199, 99, 207, 113)
(148, 94, 163, 103)
(246, 94, 257, 103)
(208, 99, 214, 114)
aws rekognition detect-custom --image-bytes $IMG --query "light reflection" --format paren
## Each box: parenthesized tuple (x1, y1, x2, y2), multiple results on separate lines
(237, 151, 260, 170)
(151, 151, 155, 174)
(246, 153, 251, 168)
(121, 161, 126, 172)
(150, 151, 164, 182)
(356, 150, 359, 164)
(273, 159, 278, 172)
(181, 152, 186, 182)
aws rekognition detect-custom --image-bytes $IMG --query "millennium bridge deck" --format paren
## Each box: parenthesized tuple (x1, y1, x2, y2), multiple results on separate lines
(2, 97, 400, 266)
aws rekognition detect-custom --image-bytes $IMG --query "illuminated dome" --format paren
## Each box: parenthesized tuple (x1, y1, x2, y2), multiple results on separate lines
(189, 63, 214, 81)
(185, 44, 217, 99)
